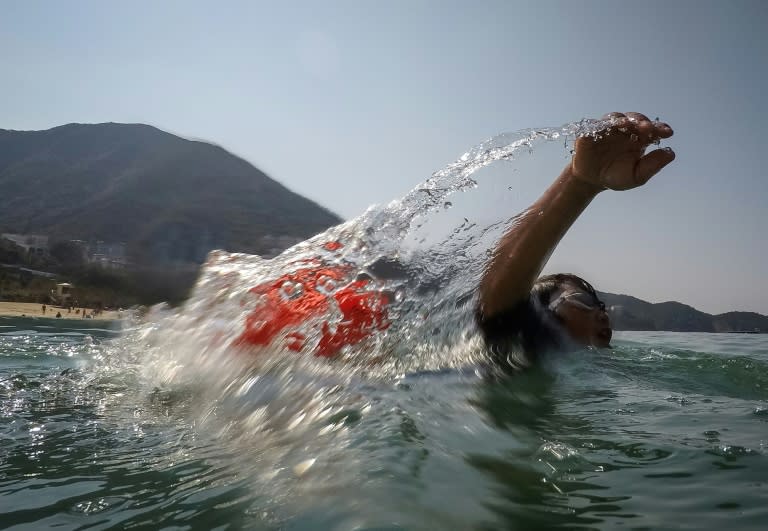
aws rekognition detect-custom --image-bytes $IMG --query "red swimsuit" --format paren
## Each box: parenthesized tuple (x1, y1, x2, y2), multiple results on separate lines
(234, 243, 390, 357)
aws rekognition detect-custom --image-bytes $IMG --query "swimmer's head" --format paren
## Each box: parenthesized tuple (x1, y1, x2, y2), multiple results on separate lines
(527, 273, 612, 352)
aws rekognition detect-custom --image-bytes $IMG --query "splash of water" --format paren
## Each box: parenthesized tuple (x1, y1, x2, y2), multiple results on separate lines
(108, 120, 624, 390)
(134, 119, 612, 378)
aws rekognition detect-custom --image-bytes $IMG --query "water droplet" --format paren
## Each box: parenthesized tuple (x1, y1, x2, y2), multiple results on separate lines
(394, 288, 405, 303)
(316, 276, 337, 294)
(71, 498, 112, 515)
(666, 395, 693, 406)
(279, 281, 303, 300)
(293, 458, 316, 477)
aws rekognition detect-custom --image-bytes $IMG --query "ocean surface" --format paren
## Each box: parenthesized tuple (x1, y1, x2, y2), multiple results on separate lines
(1, 317, 766, 530)
(2, 121, 766, 529)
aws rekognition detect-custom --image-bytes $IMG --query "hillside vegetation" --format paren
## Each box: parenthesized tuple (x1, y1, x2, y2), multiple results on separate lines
(0, 123, 341, 265)
(599, 292, 767, 333)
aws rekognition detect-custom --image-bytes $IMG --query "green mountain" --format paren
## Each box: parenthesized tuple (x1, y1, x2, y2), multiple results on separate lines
(0, 123, 341, 265)
(599, 292, 767, 333)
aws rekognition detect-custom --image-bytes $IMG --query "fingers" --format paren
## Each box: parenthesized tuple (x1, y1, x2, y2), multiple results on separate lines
(601, 112, 625, 121)
(634, 118, 656, 141)
(625, 112, 650, 122)
(653, 121, 673, 139)
(600, 111, 674, 143)
(634, 147, 676, 186)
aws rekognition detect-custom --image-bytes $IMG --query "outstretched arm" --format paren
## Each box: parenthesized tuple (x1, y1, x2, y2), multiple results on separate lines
(478, 112, 675, 319)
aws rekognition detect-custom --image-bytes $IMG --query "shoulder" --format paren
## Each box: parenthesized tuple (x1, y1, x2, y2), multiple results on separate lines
(475, 298, 534, 346)
(476, 293, 568, 369)
(475, 299, 537, 369)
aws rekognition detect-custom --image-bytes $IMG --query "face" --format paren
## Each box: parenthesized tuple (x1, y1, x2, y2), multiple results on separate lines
(549, 283, 612, 348)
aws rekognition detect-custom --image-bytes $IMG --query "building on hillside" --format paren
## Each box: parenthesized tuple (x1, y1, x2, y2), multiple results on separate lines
(90, 254, 129, 269)
(1, 233, 49, 257)
(88, 241, 128, 270)
(65, 240, 90, 263)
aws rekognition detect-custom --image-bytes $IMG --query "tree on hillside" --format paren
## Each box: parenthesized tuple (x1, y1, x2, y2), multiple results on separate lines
(49, 241, 87, 269)
(0, 239, 25, 264)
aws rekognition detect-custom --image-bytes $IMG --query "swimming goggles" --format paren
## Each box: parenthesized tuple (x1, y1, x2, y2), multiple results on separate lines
(549, 291, 606, 313)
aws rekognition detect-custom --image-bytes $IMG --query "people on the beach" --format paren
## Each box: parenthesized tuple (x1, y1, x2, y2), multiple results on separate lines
(238, 112, 675, 365)
(41, 304, 46, 315)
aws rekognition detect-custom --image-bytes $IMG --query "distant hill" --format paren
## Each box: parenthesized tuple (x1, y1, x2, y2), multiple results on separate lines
(599, 292, 768, 333)
(0, 123, 341, 265)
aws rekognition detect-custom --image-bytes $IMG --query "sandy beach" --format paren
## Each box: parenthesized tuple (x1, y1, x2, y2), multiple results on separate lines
(0, 302, 123, 321)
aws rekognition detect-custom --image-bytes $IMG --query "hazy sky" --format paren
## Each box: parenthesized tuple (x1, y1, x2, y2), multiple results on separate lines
(2, 1, 766, 314)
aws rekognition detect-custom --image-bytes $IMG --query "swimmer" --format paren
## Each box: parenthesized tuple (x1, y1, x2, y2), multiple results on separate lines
(237, 112, 675, 363)
(476, 112, 675, 364)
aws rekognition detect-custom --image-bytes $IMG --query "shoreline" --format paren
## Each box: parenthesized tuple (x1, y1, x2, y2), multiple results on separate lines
(0, 302, 122, 321)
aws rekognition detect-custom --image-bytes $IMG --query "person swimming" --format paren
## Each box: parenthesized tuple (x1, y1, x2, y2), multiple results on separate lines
(475, 111, 675, 365)
(237, 111, 675, 364)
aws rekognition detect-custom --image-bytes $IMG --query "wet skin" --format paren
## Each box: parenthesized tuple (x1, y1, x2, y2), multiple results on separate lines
(551, 283, 612, 348)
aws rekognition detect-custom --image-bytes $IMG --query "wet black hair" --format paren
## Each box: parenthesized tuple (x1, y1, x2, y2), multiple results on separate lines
(477, 273, 600, 369)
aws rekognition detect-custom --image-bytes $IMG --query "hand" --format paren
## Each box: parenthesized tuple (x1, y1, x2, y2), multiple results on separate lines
(571, 112, 675, 191)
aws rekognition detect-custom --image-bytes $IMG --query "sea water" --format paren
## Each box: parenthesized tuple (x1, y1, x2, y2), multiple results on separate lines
(2, 121, 766, 529)
(1, 320, 766, 530)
